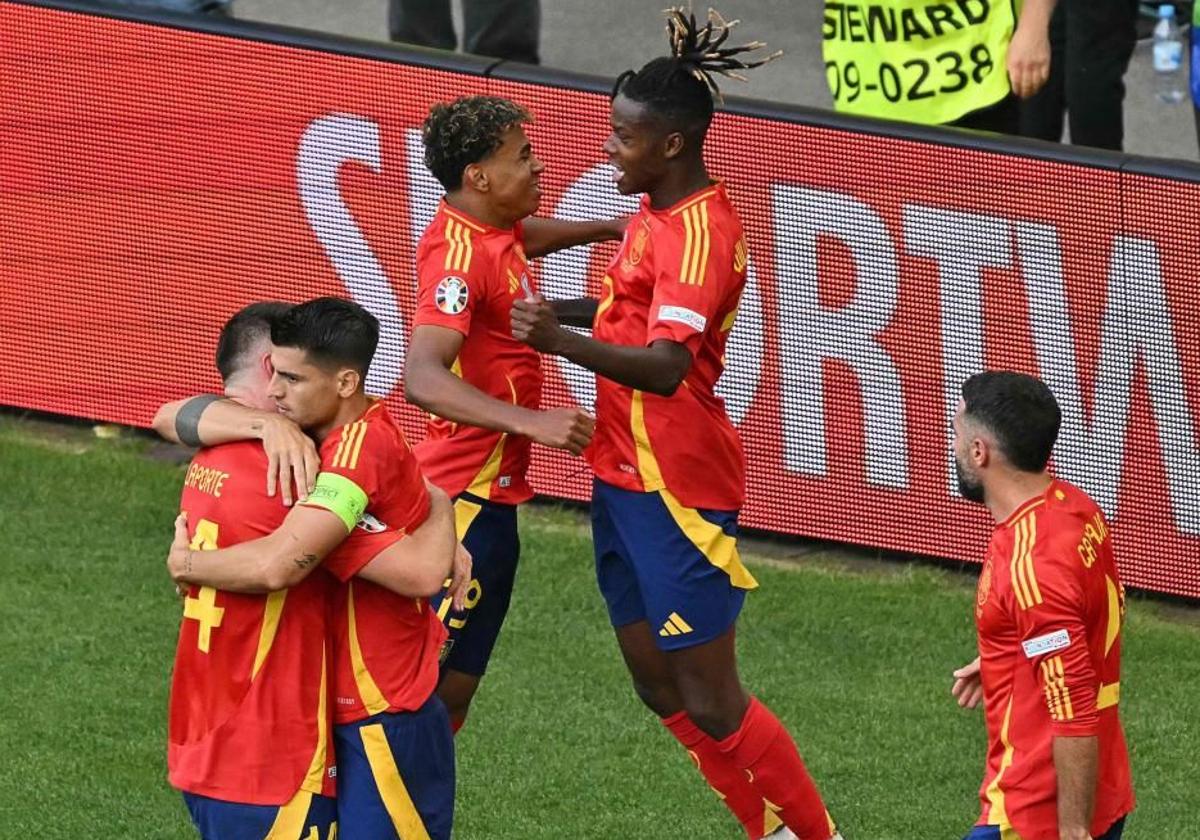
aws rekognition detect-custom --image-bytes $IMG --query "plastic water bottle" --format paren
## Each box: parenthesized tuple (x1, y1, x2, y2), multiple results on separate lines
(1153, 3, 1185, 104)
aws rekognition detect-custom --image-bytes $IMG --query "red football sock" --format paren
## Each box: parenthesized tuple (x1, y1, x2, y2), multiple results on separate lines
(717, 697, 834, 840)
(662, 711, 777, 839)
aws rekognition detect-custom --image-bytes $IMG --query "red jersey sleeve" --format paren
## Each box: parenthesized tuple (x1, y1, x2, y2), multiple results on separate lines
(413, 217, 492, 337)
(646, 213, 739, 355)
(1013, 527, 1100, 736)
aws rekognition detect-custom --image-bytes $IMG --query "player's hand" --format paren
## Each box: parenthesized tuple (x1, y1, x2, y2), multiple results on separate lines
(951, 656, 983, 709)
(511, 293, 566, 354)
(1007, 18, 1051, 99)
(446, 542, 473, 612)
(259, 414, 319, 506)
(523, 406, 595, 455)
(167, 512, 193, 585)
(608, 215, 631, 240)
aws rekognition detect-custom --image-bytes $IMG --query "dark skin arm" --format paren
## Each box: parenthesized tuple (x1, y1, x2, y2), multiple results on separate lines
(521, 217, 627, 260)
(549, 297, 600, 329)
(511, 295, 692, 397)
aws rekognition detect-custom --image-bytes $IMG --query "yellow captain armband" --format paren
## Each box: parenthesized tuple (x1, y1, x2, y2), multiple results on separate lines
(305, 472, 368, 533)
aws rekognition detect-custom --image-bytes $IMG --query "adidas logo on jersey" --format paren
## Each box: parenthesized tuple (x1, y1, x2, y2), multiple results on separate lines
(659, 612, 693, 637)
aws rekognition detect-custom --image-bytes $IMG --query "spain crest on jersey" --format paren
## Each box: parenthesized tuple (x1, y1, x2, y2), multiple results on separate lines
(621, 220, 650, 271)
(435, 276, 469, 315)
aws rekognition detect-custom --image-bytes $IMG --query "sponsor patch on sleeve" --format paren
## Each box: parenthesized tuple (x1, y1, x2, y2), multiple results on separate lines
(435, 276, 469, 315)
(657, 305, 707, 333)
(1022, 628, 1071, 659)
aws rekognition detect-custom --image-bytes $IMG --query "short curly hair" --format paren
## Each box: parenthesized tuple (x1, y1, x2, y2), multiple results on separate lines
(422, 96, 533, 191)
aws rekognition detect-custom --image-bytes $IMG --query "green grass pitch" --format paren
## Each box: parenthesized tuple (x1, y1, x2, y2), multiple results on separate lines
(1, 415, 1197, 839)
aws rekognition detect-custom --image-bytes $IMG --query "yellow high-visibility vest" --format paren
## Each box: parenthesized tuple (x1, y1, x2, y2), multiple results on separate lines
(822, 0, 1018, 124)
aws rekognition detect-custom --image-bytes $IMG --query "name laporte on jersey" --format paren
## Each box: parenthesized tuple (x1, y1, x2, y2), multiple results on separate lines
(824, 0, 994, 43)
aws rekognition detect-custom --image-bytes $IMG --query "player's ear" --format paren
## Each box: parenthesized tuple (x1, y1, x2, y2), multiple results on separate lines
(662, 130, 685, 161)
(336, 368, 360, 398)
(463, 162, 489, 193)
(259, 352, 274, 378)
(972, 436, 991, 470)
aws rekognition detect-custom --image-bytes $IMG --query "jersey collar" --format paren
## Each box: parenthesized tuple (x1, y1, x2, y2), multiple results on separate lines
(642, 181, 726, 216)
(1001, 480, 1056, 528)
(439, 200, 506, 235)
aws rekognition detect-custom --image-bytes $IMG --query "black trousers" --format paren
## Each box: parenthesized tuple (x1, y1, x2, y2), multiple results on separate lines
(1018, 0, 1139, 150)
(388, 0, 540, 65)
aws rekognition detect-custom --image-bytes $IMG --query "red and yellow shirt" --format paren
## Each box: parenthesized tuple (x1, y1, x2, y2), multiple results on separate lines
(589, 183, 748, 511)
(412, 201, 543, 504)
(169, 442, 335, 805)
(974, 479, 1134, 840)
(302, 401, 446, 726)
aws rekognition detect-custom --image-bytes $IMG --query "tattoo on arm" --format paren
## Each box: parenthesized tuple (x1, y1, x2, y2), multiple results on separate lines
(293, 553, 318, 571)
(175, 394, 223, 447)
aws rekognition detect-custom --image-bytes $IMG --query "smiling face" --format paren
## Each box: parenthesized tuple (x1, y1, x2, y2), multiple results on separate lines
(602, 93, 675, 196)
(471, 123, 544, 222)
(267, 345, 352, 433)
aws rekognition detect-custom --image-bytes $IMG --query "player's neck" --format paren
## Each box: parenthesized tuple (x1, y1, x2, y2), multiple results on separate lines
(312, 393, 373, 443)
(444, 192, 517, 230)
(986, 470, 1053, 524)
(648, 162, 712, 210)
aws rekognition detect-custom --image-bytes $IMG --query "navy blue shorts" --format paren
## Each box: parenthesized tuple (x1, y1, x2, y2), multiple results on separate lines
(183, 789, 336, 839)
(591, 479, 756, 651)
(963, 816, 1125, 840)
(333, 696, 455, 840)
(432, 493, 520, 676)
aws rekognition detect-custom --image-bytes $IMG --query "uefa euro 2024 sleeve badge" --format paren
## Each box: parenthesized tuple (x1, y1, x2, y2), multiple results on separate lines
(435, 276, 469, 315)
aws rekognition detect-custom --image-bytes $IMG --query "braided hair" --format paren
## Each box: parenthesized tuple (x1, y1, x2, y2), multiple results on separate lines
(613, 6, 780, 140)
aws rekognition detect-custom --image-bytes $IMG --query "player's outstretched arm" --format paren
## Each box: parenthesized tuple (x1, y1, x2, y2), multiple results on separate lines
(152, 395, 319, 505)
(355, 481, 469, 605)
(550, 297, 600, 329)
(405, 324, 594, 454)
(522, 216, 627, 259)
(512, 295, 692, 396)
(167, 504, 348, 593)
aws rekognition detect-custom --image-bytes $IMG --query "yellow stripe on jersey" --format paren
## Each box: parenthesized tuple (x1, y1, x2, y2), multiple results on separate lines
(347, 582, 391, 716)
(1010, 516, 1042, 610)
(360, 724, 433, 840)
(445, 218, 474, 273)
(595, 274, 615, 320)
(508, 269, 521, 295)
(1040, 655, 1075, 721)
(669, 187, 719, 216)
(1104, 576, 1122, 656)
(466, 434, 506, 500)
(263, 789, 314, 840)
(677, 203, 712, 286)
(733, 238, 748, 273)
(1098, 681, 1121, 710)
(300, 647, 330, 794)
(660, 489, 758, 590)
(443, 218, 460, 271)
(251, 590, 287, 680)
(438, 499, 484, 622)
(720, 307, 739, 332)
(630, 391, 666, 492)
(331, 421, 368, 470)
(984, 696, 1018, 836)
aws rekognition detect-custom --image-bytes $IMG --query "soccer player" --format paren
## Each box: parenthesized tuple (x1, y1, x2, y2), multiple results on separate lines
(157, 302, 460, 840)
(950, 371, 1134, 840)
(406, 94, 624, 731)
(166, 297, 458, 840)
(510, 10, 840, 840)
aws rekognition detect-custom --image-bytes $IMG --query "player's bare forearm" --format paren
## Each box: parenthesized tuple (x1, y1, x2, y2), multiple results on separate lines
(550, 297, 600, 329)
(151, 395, 225, 445)
(1052, 735, 1098, 840)
(357, 482, 456, 597)
(153, 394, 275, 447)
(406, 358, 544, 437)
(168, 507, 348, 593)
(522, 217, 626, 259)
(552, 331, 691, 397)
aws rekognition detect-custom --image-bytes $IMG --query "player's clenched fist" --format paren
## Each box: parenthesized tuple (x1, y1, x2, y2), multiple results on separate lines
(523, 406, 595, 455)
(510, 293, 564, 353)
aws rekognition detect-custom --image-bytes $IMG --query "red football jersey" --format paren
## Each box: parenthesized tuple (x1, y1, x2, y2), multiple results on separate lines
(588, 183, 748, 511)
(974, 479, 1134, 840)
(411, 201, 543, 504)
(168, 441, 335, 805)
(301, 401, 447, 725)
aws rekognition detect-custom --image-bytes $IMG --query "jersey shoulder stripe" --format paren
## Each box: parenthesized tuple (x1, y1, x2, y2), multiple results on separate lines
(677, 201, 711, 286)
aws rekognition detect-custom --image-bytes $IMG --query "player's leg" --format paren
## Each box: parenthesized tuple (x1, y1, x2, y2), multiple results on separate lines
(433, 494, 520, 732)
(595, 479, 775, 840)
(333, 699, 456, 840)
(628, 491, 836, 840)
(387, 0, 457, 49)
(182, 790, 337, 840)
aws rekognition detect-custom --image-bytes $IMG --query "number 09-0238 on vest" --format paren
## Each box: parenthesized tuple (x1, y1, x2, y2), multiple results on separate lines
(822, 0, 1017, 124)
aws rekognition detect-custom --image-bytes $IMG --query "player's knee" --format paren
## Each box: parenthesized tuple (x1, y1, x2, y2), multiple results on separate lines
(630, 677, 679, 718)
(681, 694, 743, 741)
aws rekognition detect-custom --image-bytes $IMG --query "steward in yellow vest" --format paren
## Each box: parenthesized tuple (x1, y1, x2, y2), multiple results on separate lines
(823, 0, 1055, 126)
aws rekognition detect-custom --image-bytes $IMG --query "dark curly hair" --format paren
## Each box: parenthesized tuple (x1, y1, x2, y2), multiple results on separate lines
(614, 7, 780, 141)
(422, 96, 533, 191)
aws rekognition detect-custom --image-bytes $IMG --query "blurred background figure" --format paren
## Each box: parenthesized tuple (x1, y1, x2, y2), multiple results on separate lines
(1019, 0, 1141, 150)
(389, 0, 540, 64)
